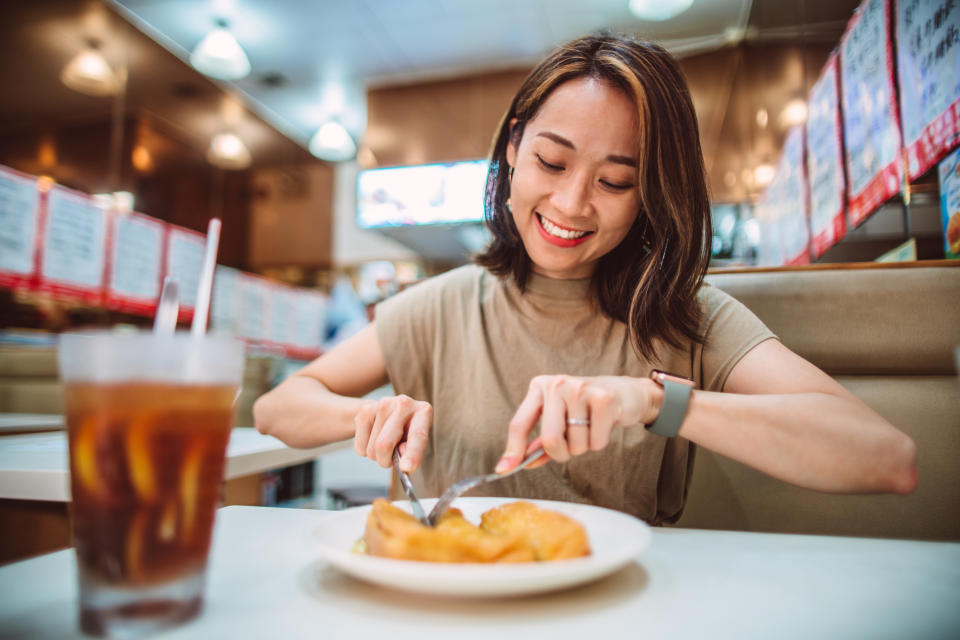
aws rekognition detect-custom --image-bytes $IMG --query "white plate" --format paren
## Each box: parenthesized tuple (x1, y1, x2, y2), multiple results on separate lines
(313, 497, 651, 597)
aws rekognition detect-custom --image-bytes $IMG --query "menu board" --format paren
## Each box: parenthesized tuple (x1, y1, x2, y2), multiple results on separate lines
(269, 285, 300, 346)
(239, 274, 271, 342)
(105, 212, 164, 314)
(840, 0, 903, 227)
(896, 0, 960, 179)
(39, 186, 108, 302)
(939, 146, 960, 258)
(164, 225, 205, 310)
(806, 55, 848, 258)
(210, 265, 243, 335)
(0, 166, 41, 288)
(757, 127, 810, 266)
(294, 291, 328, 353)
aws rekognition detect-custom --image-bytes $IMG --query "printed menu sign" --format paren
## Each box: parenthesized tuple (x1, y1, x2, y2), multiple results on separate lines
(164, 226, 205, 310)
(757, 127, 810, 266)
(210, 265, 242, 335)
(0, 166, 40, 287)
(294, 291, 328, 352)
(840, 0, 903, 227)
(939, 146, 960, 258)
(897, 0, 960, 179)
(806, 55, 848, 258)
(239, 274, 270, 342)
(40, 186, 107, 301)
(269, 285, 299, 346)
(106, 213, 164, 312)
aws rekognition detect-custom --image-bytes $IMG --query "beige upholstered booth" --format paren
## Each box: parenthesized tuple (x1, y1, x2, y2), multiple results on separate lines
(679, 261, 960, 541)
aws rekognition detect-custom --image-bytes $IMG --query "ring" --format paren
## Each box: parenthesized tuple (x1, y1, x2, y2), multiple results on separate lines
(566, 418, 590, 426)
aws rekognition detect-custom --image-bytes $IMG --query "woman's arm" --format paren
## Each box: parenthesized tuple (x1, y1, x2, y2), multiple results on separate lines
(253, 323, 434, 471)
(681, 338, 917, 494)
(499, 338, 918, 494)
(253, 324, 388, 448)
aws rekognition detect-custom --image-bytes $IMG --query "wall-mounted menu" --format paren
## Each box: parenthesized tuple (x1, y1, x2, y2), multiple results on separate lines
(165, 225, 205, 310)
(211, 265, 242, 335)
(0, 166, 40, 288)
(239, 274, 271, 342)
(39, 186, 107, 302)
(806, 55, 848, 258)
(939, 146, 960, 258)
(106, 212, 164, 313)
(294, 291, 328, 353)
(757, 126, 810, 266)
(840, 0, 903, 227)
(896, 0, 960, 180)
(269, 285, 300, 347)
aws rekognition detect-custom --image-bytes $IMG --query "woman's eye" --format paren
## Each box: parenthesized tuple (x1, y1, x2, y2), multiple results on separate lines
(536, 154, 564, 171)
(601, 180, 634, 191)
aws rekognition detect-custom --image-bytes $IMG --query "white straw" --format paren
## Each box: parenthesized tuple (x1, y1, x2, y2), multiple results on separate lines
(191, 218, 221, 337)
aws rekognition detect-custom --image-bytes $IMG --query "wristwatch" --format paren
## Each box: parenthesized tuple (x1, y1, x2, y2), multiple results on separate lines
(646, 370, 696, 438)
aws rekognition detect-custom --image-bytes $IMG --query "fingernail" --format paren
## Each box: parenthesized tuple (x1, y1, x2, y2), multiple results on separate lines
(495, 455, 516, 473)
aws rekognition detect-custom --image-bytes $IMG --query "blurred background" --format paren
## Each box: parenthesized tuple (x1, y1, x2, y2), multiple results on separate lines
(0, 0, 957, 517)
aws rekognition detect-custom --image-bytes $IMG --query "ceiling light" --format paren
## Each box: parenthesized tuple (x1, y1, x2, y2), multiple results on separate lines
(756, 108, 769, 128)
(131, 145, 154, 173)
(60, 40, 123, 96)
(753, 163, 776, 187)
(206, 132, 251, 169)
(628, 0, 695, 21)
(190, 21, 251, 80)
(779, 99, 809, 128)
(309, 121, 357, 162)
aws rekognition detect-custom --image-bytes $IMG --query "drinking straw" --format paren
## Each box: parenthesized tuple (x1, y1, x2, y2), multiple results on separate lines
(153, 277, 179, 335)
(191, 218, 221, 337)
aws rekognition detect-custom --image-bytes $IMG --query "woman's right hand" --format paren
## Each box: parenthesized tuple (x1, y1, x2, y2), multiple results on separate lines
(353, 395, 433, 472)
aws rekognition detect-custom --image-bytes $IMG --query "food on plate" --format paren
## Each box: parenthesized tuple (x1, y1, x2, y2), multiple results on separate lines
(362, 499, 590, 563)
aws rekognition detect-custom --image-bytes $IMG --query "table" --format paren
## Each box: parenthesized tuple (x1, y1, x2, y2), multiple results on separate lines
(0, 413, 64, 433)
(0, 428, 348, 501)
(1, 506, 958, 639)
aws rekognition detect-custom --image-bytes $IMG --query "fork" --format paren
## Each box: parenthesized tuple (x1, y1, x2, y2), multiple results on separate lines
(426, 448, 546, 526)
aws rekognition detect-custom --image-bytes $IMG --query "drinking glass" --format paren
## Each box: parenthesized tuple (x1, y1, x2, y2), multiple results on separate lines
(58, 331, 244, 637)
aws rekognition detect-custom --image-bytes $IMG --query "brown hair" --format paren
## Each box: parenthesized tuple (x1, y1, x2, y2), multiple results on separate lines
(475, 34, 711, 360)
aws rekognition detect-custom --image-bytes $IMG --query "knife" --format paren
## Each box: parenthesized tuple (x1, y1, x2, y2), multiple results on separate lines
(392, 447, 429, 525)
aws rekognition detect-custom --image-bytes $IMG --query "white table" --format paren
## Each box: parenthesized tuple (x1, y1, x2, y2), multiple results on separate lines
(0, 506, 957, 640)
(0, 428, 348, 501)
(0, 413, 64, 433)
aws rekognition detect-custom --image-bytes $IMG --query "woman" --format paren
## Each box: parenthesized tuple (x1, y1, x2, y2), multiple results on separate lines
(254, 35, 916, 524)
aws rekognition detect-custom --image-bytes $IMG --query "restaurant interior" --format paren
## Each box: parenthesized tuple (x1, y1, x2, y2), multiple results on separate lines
(0, 0, 958, 637)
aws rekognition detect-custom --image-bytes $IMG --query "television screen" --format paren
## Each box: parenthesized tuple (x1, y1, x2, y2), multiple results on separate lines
(356, 160, 489, 228)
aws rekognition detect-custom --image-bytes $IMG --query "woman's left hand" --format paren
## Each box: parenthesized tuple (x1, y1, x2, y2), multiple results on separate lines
(495, 374, 660, 473)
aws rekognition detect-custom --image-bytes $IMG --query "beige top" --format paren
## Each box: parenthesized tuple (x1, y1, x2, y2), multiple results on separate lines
(376, 264, 775, 524)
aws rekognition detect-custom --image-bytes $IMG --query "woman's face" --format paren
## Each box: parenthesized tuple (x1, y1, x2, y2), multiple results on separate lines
(506, 76, 641, 280)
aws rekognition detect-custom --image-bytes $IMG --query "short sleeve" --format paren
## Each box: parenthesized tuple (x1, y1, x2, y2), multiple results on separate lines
(698, 284, 777, 391)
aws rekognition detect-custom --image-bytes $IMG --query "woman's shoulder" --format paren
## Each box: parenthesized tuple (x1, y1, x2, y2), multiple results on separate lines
(695, 281, 766, 333)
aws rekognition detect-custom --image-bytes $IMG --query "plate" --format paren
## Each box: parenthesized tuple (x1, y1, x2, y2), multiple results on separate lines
(313, 497, 651, 597)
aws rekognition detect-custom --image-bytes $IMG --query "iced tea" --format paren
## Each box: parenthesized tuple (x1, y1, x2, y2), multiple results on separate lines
(66, 381, 236, 634)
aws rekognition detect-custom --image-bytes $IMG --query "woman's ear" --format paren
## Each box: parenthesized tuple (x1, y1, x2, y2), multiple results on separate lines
(505, 118, 519, 170)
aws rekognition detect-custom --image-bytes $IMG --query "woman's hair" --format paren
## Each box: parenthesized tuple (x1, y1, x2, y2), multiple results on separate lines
(475, 34, 712, 360)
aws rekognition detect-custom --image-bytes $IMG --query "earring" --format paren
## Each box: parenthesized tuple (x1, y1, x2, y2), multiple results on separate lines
(508, 167, 514, 182)
(505, 198, 513, 214)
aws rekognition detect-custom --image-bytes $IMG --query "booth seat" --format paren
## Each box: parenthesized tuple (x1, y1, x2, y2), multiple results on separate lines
(679, 261, 960, 541)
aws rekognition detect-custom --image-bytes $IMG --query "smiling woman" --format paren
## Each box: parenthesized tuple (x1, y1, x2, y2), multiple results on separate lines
(255, 34, 917, 527)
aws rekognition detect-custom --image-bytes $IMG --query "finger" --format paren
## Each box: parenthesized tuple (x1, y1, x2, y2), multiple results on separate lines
(374, 409, 409, 468)
(400, 403, 432, 472)
(540, 377, 570, 462)
(524, 436, 551, 469)
(587, 386, 618, 451)
(353, 400, 377, 456)
(565, 378, 590, 456)
(497, 381, 544, 472)
(366, 399, 390, 461)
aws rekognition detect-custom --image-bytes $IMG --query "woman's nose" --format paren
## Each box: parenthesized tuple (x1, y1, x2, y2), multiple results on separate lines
(550, 172, 591, 217)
